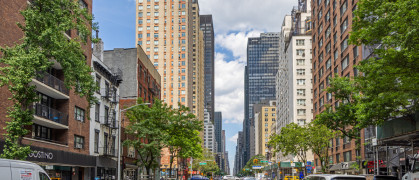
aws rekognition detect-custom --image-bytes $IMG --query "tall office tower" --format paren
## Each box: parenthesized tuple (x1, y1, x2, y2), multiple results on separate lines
(243, 32, 280, 164)
(136, 0, 194, 108)
(0, 0, 95, 179)
(203, 109, 216, 152)
(214, 112, 222, 152)
(200, 15, 215, 123)
(312, 0, 365, 171)
(276, 0, 314, 162)
(233, 131, 243, 175)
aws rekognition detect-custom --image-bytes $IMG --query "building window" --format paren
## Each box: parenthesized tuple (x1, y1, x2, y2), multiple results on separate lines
(297, 59, 305, 65)
(296, 39, 305, 46)
(326, 42, 331, 54)
(296, 49, 305, 56)
(297, 99, 306, 106)
(95, 103, 100, 122)
(75, 106, 85, 122)
(297, 89, 306, 96)
(74, 135, 84, 149)
(318, 38, 323, 48)
(327, 92, 332, 101)
(341, 55, 349, 70)
(297, 79, 306, 85)
(297, 109, 306, 116)
(341, 18, 348, 35)
(343, 151, 352, 162)
(334, 49, 339, 60)
(336, 153, 340, 163)
(297, 69, 306, 76)
(94, 130, 99, 153)
(340, 0, 348, 17)
(33, 124, 51, 141)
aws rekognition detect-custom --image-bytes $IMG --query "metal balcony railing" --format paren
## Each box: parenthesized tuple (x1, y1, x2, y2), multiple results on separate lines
(34, 103, 68, 126)
(100, 116, 118, 129)
(36, 71, 69, 95)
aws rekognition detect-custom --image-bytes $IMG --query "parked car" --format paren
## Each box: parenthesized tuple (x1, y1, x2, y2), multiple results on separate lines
(373, 175, 398, 180)
(304, 174, 366, 180)
(0, 158, 51, 180)
(191, 175, 210, 180)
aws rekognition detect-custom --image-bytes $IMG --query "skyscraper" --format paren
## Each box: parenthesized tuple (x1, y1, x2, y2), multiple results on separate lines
(214, 112, 222, 153)
(242, 32, 280, 165)
(135, 0, 194, 108)
(200, 15, 215, 123)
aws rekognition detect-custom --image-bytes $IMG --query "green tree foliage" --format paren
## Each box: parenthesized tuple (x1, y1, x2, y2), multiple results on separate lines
(123, 99, 172, 178)
(269, 123, 334, 173)
(123, 99, 203, 179)
(349, 0, 419, 125)
(0, 0, 96, 159)
(166, 103, 203, 177)
(269, 123, 309, 164)
(192, 149, 219, 176)
(239, 154, 265, 176)
(306, 123, 335, 173)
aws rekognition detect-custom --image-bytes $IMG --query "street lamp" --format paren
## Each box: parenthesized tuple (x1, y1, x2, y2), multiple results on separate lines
(118, 102, 150, 180)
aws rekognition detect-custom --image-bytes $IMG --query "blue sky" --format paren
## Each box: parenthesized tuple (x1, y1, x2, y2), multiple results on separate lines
(93, 0, 295, 174)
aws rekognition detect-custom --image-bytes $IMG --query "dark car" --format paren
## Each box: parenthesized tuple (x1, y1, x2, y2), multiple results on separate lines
(373, 175, 398, 180)
(191, 175, 210, 180)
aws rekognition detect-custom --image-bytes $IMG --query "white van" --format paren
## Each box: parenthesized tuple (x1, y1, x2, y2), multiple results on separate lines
(304, 174, 366, 180)
(0, 158, 51, 180)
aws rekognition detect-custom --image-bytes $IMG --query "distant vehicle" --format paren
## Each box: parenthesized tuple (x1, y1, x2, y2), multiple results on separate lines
(285, 176, 300, 180)
(0, 158, 51, 180)
(304, 174, 366, 180)
(191, 175, 210, 180)
(373, 175, 398, 180)
(243, 177, 256, 180)
(223, 175, 236, 180)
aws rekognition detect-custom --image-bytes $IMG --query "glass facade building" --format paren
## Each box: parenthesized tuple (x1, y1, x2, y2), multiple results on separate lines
(243, 32, 280, 165)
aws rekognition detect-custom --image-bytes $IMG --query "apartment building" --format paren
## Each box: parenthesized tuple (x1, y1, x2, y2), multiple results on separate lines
(103, 46, 161, 179)
(254, 100, 276, 158)
(191, 0, 205, 139)
(204, 109, 216, 152)
(0, 0, 95, 179)
(90, 40, 123, 179)
(135, 0, 194, 109)
(276, 0, 314, 162)
(311, 0, 365, 174)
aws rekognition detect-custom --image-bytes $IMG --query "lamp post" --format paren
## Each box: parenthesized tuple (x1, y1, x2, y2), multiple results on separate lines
(118, 102, 150, 180)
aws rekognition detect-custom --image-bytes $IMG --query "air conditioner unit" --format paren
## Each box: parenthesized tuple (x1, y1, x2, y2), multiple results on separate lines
(75, 144, 83, 149)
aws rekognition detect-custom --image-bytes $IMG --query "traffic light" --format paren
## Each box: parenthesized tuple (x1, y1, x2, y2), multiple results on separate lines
(253, 159, 259, 164)
(278, 162, 281, 166)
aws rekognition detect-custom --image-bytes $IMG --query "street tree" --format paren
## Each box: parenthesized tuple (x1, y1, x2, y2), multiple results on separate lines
(240, 154, 265, 176)
(0, 0, 96, 159)
(349, 0, 419, 125)
(166, 103, 203, 178)
(123, 98, 172, 179)
(269, 123, 309, 165)
(192, 148, 219, 177)
(306, 123, 335, 173)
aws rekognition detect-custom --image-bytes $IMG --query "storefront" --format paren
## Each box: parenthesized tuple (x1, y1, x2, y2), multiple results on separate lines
(96, 156, 117, 180)
(0, 141, 96, 180)
(329, 161, 358, 174)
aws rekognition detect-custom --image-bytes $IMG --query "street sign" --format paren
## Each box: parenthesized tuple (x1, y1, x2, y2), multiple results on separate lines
(252, 166, 263, 169)
(291, 163, 295, 167)
(307, 161, 312, 166)
(199, 162, 207, 165)
(292, 169, 297, 173)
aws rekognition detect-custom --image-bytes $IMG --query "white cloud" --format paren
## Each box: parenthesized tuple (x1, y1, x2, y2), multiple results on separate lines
(199, 0, 295, 33)
(215, 30, 262, 63)
(214, 53, 245, 124)
(228, 133, 239, 143)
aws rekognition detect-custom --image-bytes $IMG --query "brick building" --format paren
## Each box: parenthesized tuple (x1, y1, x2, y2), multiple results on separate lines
(311, 0, 365, 174)
(0, 0, 96, 179)
(103, 46, 161, 179)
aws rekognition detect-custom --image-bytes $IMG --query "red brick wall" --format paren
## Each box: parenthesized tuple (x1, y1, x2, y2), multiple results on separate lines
(0, 0, 93, 156)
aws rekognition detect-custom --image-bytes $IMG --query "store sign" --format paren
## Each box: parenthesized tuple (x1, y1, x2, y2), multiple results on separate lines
(28, 150, 54, 160)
